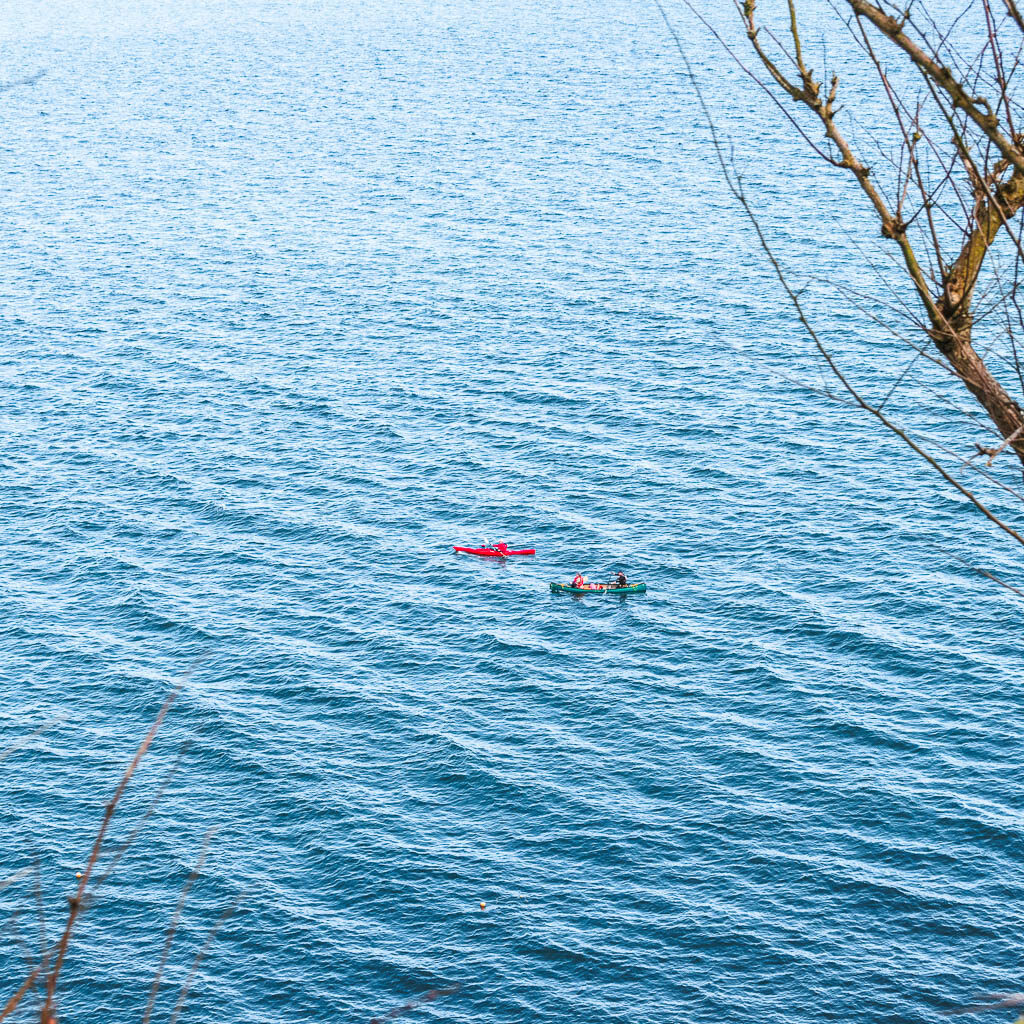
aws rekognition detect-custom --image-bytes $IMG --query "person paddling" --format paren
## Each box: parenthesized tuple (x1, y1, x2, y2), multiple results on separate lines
(614, 571, 627, 588)
(572, 573, 585, 588)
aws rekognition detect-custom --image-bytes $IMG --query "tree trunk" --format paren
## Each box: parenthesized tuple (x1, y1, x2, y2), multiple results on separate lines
(932, 328, 1024, 465)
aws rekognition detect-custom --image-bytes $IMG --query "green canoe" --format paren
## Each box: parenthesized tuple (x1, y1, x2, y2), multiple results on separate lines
(550, 582, 647, 595)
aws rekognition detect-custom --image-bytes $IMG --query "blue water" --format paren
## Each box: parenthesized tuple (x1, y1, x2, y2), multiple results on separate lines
(2, 2, 1023, 1022)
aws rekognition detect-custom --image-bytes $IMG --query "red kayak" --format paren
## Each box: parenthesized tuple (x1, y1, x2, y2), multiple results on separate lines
(453, 545, 535, 557)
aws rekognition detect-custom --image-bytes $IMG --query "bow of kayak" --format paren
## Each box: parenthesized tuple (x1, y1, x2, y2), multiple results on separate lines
(550, 582, 646, 595)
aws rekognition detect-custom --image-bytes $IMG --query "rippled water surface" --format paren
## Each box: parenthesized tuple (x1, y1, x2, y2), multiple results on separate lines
(2, 2, 1022, 1022)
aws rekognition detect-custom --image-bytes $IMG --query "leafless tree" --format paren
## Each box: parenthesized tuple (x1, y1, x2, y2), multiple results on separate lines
(668, 0, 1024, 556)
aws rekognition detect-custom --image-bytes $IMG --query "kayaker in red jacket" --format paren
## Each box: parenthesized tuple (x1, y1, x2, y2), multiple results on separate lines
(572, 573, 585, 588)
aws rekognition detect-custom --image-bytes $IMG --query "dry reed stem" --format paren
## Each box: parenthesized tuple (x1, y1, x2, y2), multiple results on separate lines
(0, 958, 48, 1023)
(141, 826, 217, 1024)
(0, 717, 68, 767)
(36, 688, 179, 1023)
(0, 868, 34, 894)
(167, 898, 241, 1024)
(368, 984, 462, 1024)
(88, 746, 190, 896)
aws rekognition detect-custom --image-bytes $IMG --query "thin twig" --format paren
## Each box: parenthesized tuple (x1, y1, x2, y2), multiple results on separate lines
(0, 716, 68, 766)
(38, 689, 179, 1022)
(167, 898, 242, 1024)
(369, 985, 463, 1024)
(931, 543, 1024, 597)
(141, 826, 219, 1024)
(88, 744, 191, 895)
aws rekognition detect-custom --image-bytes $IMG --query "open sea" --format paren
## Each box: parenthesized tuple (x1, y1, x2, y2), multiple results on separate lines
(1, 1, 1022, 1022)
